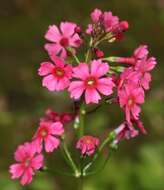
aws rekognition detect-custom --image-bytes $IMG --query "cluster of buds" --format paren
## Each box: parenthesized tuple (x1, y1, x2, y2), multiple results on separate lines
(9, 8, 157, 185)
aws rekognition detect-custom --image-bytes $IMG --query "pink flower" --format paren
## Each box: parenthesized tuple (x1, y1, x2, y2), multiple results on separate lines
(132, 119, 147, 134)
(76, 136, 100, 156)
(113, 122, 139, 144)
(119, 85, 145, 123)
(133, 45, 148, 60)
(118, 67, 140, 90)
(94, 48, 104, 58)
(86, 24, 93, 34)
(86, 9, 129, 40)
(44, 22, 82, 58)
(9, 142, 44, 185)
(32, 121, 64, 153)
(41, 108, 74, 124)
(134, 57, 157, 90)
(68, 60, 115, 104)
(91, 8, 102, 23)
(38, 55, 72, 91)
(103, 11, 119, 32)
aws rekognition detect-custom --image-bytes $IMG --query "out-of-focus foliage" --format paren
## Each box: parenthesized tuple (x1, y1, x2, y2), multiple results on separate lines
(0, 0, 163, 189)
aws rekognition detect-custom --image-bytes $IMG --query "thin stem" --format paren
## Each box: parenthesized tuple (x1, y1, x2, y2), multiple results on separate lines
(61, 140, 80, 177)
(72, 53, 80, 64)
(85, 38, 93, 63)
(83, 131, 116, 174)
(40, 167, 74, 177)
(85, 148, 114, 176)
(79, 104, 85, 137)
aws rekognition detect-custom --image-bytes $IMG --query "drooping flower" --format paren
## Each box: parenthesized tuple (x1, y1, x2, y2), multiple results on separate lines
(38, 54, 72, 91)
(40, 108, 74, 124)
(32, 121, 64, 153)
(45, 22, 82, 58)
(9, 142, 44, 185)
(113, 122, 139, 144)
(118, 84, 145, 123)
(76, 135, 100, 156)
(131, 118, 147, 134)
(68, 60, 115, 104)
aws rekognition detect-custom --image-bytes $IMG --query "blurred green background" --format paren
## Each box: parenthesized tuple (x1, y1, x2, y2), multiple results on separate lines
(0, 0, 164, 189)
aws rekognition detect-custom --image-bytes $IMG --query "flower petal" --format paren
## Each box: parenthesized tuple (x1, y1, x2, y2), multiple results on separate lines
(42, 74, 57, 91)
(38, 62, 54, 76)
(91, 60, 109, 77)
(97, 77, 114, 95)
(85, 88, 101, 104)
(45, 25, 61, 42)
(45, 136, 60, 152)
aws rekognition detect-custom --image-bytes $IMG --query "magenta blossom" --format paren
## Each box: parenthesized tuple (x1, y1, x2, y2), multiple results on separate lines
(103, 11, 119, 32)
(133, 45, 149, 60)
(68, 60, 115, 104)
(9, 142, 44, 185)
(119, 85, 145, 123)
(41, 108, 74, 124)
(76, 136, 100, 156)
(113, 122, 139, 144)
(87, 9, 129, 40)
(118, 67, 140, 90)
(45, 22, 82, 58)
(91, 8, 102, 23)
(38, 55, 72, 91)
(32, 121, 64, 153)
(134, 57, 157, 90)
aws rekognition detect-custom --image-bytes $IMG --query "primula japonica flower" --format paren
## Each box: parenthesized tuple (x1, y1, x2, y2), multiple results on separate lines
(38, 54, 72, 91)
(32, 121, 64, 153)
(134, 57, 157, 90)
(45, 22, 82, 58)
(118, 67, 140, 90)
(117, 45, 149, 64)
(119, 85, 145, 123)
(9, 142, 44, 185)
(40, 108, 74, 124)
(117, 45, 157, 90)
(86, 8, 129, 41)
(113, 122, 139, 144)
(76, 136, 100, 156)
(68, 60, 115, 104)
(91, 8, 103, 23)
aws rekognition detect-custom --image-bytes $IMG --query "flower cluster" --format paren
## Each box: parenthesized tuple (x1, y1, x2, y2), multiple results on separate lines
(9, 8, 157, 185)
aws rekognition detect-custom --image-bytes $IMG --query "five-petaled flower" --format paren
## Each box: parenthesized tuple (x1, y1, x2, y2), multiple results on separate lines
(38, 54, 72, 91)
(32, 121, 64, 153)
(9, 142, 44, 185)
(45, 22, 82, 58)
(76, 135, 100, 156)
(68, 60, 115, 104)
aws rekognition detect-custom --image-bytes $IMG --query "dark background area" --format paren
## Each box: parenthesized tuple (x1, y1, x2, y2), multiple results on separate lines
(0, 0, 164, 189)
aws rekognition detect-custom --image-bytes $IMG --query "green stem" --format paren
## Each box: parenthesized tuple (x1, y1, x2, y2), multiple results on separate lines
(61, 141, 80, 177)
(85, 147, 114, 176)
(79, 104, 85, 137)
(72, 53, 80, 64)
(40, 167, 74, 177)
(102, 56, 118, 62)
(85, 38, 93, 63)
(83, 131, 116, 174)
